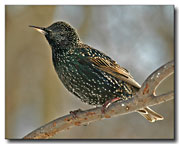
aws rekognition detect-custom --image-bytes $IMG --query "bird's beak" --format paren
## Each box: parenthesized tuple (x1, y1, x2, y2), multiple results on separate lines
(29, 25, 47, 34)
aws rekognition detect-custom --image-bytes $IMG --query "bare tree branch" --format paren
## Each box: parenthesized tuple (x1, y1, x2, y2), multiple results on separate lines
(138, 60, 174, 97)
(23, 60, 174, 139)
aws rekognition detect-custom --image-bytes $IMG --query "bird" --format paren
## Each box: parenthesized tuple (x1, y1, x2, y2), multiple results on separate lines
(29, 21, 164, 122)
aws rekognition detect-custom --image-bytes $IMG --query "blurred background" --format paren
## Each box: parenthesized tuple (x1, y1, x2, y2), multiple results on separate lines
(5, 5, 174, 139)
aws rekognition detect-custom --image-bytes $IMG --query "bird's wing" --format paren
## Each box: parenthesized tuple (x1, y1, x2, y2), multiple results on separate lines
(88, 57, 141, 89)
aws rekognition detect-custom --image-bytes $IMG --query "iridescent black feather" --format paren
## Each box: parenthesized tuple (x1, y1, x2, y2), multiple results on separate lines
(30, 21, 164, 122)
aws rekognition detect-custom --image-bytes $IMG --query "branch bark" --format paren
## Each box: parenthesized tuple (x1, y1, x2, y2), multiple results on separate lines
(23, 60, 174, 139)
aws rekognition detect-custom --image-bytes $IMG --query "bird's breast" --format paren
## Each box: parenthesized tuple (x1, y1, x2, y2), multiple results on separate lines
(52, 55, 133, 105)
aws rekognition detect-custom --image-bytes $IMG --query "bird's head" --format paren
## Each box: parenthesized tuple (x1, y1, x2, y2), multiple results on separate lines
(29, 21, 80, 49)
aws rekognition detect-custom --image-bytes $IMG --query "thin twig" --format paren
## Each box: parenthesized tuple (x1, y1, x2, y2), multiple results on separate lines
(23, 60, 174, 139)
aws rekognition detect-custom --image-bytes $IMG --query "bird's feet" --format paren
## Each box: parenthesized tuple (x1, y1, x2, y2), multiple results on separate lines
(101, 97, 121, 114)
(70, 108, 83, 119)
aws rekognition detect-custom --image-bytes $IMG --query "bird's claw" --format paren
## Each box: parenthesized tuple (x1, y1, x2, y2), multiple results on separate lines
(70, 108, 83, 119)
(101, 97, 121, 114)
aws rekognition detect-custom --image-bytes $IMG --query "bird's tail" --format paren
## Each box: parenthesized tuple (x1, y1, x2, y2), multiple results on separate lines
(137, 107, 164, 122)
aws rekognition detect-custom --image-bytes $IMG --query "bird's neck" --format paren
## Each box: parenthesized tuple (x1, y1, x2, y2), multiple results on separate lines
(51, 42, 78, 67)
(52, 46, 70, 57)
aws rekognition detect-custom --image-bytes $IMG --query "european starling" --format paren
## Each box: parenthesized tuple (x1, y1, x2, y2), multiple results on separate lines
(29, 21, 163, 122)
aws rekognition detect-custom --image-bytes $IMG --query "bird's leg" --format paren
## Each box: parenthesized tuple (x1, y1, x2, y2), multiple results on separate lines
(101, 97, 121, 113)
(70, 108, 83, 119)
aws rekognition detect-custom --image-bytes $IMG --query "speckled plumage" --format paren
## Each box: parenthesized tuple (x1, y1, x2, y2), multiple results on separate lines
(42, 21, 138, 105)
(30, 21, 164, 122)
(52, 45, 134, 105)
